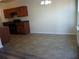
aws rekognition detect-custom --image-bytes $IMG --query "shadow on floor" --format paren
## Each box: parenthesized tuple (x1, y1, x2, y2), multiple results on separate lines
(0, 47, 44, 59)
(77, 47, 79, 59)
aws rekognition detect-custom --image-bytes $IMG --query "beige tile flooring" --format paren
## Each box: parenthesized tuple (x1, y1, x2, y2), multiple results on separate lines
(6, 34, 77, 59)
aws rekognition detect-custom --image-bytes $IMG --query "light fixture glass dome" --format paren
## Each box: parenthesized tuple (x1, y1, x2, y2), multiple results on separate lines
(45, 0, 49, 5)
(40, 1, 45, 5)
(40, 0, 52, 5)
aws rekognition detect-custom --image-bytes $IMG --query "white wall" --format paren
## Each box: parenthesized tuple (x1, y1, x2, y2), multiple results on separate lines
(77, 0, 79, 25)
(0, 4, 6, 26)
(0, 0, 76, 34)
(27, 0, 76, 34)
(0, 9, 3, 26)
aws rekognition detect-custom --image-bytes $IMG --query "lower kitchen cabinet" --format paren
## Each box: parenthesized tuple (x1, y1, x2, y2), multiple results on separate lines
(0, 27, 10, 43)
(16, 21, 30, 34)
(3, 21, 30, 34)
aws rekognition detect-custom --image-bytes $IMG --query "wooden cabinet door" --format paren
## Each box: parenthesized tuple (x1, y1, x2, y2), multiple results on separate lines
(0, 27, 10, 43)
(4, 8, 17, 18)
(4, 9, 11, 18)
(16, 22, 30, 34)
(17, 6, 28, 17)
(4, 6, 28, 18)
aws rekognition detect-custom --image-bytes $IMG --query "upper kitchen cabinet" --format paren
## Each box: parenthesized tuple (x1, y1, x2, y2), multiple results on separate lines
(17, 6, 28, 17)
(4, 6, 28, 18)
(4, 8, 17, 18)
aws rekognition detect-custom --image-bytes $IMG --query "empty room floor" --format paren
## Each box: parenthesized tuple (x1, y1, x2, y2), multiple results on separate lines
(6, 34, 77, 59)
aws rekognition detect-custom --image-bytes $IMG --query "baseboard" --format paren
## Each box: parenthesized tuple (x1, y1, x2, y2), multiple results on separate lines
(31, 32, 76, 35)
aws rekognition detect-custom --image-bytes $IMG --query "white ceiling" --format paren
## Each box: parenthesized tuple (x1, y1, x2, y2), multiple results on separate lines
(0, 0, 14, 3)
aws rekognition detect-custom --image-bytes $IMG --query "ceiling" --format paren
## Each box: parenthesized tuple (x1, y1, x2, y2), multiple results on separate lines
(0, 0, 13, 3)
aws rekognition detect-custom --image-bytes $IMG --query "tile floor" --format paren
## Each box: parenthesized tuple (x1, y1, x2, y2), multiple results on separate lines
(6, 34, 77, 59)
(0, 47, 43, 59)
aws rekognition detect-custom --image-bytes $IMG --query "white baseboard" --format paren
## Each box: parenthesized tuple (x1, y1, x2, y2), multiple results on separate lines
(31, 32, 76, 35)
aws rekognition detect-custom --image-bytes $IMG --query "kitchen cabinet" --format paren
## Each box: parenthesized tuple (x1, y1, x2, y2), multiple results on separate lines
(17, 22, 30, 34)
(4, 8, 17, 18)
(0, 27, 10, 43)
(4, 6, 28, 18)
(17, 6, 28, 17)
(3, 21, 30, 34)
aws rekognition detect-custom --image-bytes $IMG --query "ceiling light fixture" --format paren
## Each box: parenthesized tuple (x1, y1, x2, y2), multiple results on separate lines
(40, 0, 52, 5)
(40, 0, 45, 5)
